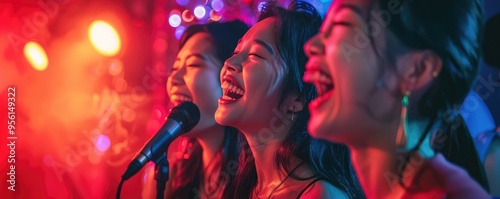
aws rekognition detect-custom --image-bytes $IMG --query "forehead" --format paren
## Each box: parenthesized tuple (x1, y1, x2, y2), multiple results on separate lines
(240, 17, 277, 45)
(178, 32, 215, 56)
(326, 0, 372, 19)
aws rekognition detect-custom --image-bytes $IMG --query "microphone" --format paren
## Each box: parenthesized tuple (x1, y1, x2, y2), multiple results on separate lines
(121, 101, 200, 180)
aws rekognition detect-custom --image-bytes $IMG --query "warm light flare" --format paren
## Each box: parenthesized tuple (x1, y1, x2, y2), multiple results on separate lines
(24, 41, 48, 71)
(89, 20, 121, 56)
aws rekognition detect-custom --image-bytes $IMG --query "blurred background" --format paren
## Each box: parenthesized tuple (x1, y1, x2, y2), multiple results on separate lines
(0, 0, 498, 198)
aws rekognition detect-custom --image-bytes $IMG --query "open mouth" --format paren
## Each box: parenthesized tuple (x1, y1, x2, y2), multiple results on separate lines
(170, 94, 192, 106)
(304, 69, 334, 97)
(221, 76, 244, 101)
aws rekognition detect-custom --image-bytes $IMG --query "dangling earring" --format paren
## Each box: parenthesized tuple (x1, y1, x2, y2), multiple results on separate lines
(432, 71, 439, 78)
(396, 91, 410, 148)
(290, 105, 295, 121)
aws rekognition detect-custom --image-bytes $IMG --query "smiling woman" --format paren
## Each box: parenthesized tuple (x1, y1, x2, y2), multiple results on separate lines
(304, 0, 490, 198)
(143, 20, 248, 199)
(216, 1, 363, 199)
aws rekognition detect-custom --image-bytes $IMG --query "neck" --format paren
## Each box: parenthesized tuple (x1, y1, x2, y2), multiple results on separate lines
(242, 127, 291, 195)
(349, 119, 435, 199)
(195, 125, 226, 170)
(350, 145, 408, 199)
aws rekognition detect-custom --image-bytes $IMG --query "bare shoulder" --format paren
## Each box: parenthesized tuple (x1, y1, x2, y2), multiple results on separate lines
(299, 180, 348, 199)
(485, 136, 500, 196)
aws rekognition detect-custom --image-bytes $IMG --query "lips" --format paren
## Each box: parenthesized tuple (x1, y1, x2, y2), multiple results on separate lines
(220, 76, 244, 102)
(303, 63, 334, 97)
(170, 94, 192, 106)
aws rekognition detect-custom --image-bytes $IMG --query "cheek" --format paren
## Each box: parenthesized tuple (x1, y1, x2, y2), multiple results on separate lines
(246, 63, 283, 98)
(166, 77, 173, 97)
(326, 37, 382, 121)
(189, 70, 222, 103)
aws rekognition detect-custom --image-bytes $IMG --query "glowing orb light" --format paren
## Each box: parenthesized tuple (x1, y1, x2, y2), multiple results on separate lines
(24, 41, 48, 71)
(95, 135, 111, 152)
(194, 6, 206, 19)
(175, 26, 186, 40)
(211, 0, 224, 12)
(169, 14, 182, 27)
(89, 20, 121, 57)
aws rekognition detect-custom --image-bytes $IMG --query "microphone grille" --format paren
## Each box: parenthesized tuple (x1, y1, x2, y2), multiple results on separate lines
(168, 101, 201, 132)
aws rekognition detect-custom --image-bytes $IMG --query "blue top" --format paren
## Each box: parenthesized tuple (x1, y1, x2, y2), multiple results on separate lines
(461, 91, 499, 163)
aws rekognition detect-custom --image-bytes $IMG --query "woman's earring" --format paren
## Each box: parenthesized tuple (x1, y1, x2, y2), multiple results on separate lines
(396, 91, 410, 148)
(432, 71, 439, 78)
(290, 105, 295, 121)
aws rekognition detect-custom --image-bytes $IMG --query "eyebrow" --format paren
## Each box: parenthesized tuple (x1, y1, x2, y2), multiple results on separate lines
(176, 53, 207, 61)
(336, 4, 365, 19)
(324, 4, 365, 37)
(253, 39, 274, 55)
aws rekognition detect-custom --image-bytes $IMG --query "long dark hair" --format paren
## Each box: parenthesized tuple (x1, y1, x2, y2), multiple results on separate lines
(368, 0, 489, 191)
(222, 1, 364, 199)
(166, 21, 248, 199)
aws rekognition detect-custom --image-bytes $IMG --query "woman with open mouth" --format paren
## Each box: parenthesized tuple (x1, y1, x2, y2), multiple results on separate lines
(303, 0, 490, 198)
(215, 1, 363, 199)
(144, 21, 248, 199)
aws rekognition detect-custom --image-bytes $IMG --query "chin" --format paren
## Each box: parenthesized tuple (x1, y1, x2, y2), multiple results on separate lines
(307, 117, 335, 141)
(308, 116, 352, 145)
(214, 111, 231, 127)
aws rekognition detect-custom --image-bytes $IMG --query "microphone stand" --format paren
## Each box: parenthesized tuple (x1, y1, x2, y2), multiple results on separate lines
(154, 153, 169, 199)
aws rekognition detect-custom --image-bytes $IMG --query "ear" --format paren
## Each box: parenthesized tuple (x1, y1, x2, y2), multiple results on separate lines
(398, 50, 442, 92)
(284, 93, 304, 113)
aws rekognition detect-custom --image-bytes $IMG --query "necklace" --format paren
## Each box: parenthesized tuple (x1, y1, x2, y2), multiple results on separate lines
(253, 161, 306, 199)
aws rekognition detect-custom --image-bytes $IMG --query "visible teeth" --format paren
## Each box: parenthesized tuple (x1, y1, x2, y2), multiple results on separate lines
(221, 80, 245, 95)
(222, 95, 236, 100)
(320, 73, 332, 85)
(173, 95, 192, 102)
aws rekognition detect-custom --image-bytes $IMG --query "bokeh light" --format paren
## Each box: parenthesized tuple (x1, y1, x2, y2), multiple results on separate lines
(210, 10, 222, 21)
(95, 135, 111, 152)
(113, 77, 128, 92)
(194, 6, 206, 19)
(88, 20, 121, 57)
(257, 1, 267, 12)
(169, 14, 182, 27)
(176, 0, 189, 6)
(122, 108, 136, 122)
(175, 26, 186, 40)
(182, 10, 194, 22)
(108, 59, 123, 76)
(23, 41, 48, 71)
(211, 0, 224, 12)
(153, 38, 167, 52)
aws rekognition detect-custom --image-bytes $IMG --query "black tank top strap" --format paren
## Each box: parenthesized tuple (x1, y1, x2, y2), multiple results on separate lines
(296, 178, 323, 199)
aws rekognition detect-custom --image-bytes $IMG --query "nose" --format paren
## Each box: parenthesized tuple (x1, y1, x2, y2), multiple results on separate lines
(223, 55, 242, 73)
(168, 66, 185, 87)
(304, 34, 324, 57)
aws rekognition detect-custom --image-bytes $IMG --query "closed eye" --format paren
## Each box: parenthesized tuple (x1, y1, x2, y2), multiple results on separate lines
(249, 53, 263, 59)
(333, 21, 353, 27)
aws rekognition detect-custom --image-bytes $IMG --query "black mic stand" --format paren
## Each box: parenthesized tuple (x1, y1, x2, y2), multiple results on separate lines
(154, 153, 169, 199)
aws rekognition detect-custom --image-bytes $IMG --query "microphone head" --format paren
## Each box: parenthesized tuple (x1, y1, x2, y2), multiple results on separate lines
(168, 101, 200, 133)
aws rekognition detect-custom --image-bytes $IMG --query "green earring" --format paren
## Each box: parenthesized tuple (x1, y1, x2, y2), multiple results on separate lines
(396, 91, 410, 148)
